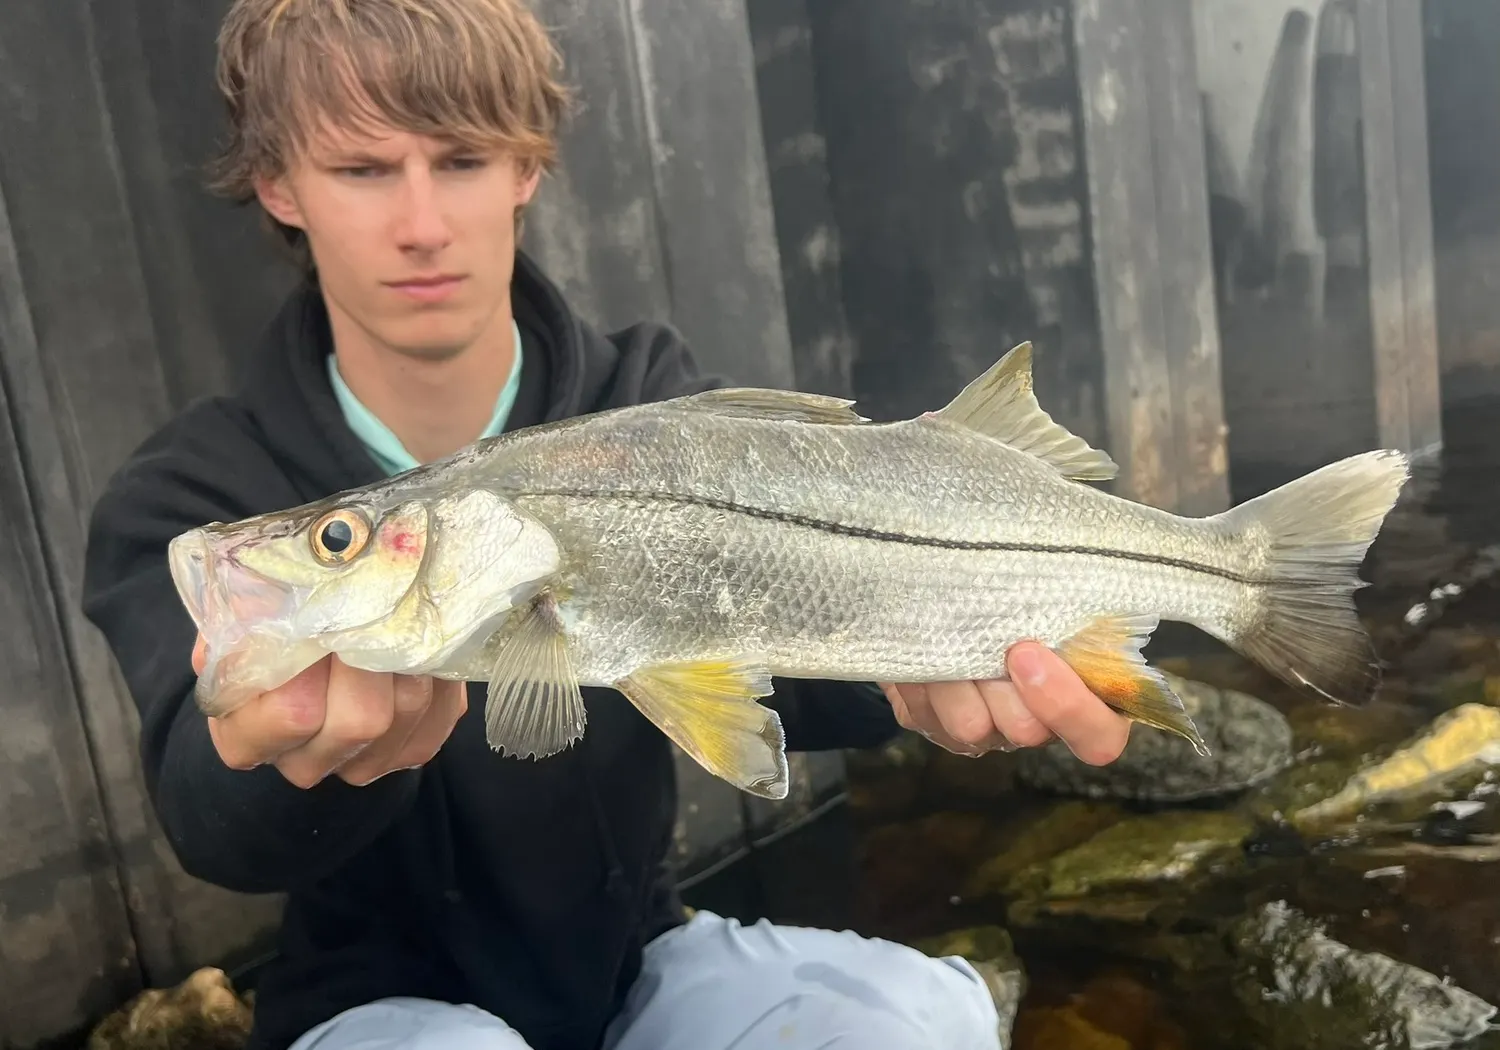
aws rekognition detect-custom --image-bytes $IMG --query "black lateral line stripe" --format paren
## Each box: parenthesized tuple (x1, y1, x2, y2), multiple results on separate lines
(520, 489, 1271, 585)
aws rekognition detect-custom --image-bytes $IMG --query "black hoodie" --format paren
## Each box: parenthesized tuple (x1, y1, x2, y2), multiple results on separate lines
(81, 252, 902, 1050)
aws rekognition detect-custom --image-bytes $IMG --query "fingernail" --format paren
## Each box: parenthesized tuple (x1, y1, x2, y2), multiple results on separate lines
(1009, 645, 1046, 687)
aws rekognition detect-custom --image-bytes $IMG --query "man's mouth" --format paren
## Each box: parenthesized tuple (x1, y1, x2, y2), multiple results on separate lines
(386, 273, 466, 304)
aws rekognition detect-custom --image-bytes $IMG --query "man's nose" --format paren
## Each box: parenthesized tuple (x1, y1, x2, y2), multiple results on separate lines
(395, 169, 452, 251)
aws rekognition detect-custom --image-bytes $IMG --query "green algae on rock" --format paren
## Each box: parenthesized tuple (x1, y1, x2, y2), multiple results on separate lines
(1000, 810, 1254, 932)
(963, 800, 1126, 901)
(1230, 900, 1498, 1050)
(1012, 673, 1293, 802)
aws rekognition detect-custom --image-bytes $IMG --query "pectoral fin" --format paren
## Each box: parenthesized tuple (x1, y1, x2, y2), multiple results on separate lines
(483, 594, 587, 759)
(1055, 613, 1209, 755)
(935, 342, 1118, 482)
(677, 387, 872, 425)
(616, 656, 789, 799)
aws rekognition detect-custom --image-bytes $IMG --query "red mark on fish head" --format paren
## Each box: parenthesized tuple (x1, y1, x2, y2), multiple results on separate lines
(382, 528, 424, 558)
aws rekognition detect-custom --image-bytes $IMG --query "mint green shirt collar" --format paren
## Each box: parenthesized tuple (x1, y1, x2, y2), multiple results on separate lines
(327, 319, 524, 476)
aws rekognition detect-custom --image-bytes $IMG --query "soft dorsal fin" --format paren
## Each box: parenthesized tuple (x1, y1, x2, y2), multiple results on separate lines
(675, 387, 872, 426)
(933, 342, 1118, 482)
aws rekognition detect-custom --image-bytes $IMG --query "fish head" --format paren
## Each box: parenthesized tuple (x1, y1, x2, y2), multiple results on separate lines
(168, 485, 562, 716)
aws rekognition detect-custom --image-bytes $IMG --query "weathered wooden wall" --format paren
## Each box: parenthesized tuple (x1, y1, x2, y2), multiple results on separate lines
(750, 0, 1454, 511)
(0, 0, 830, 1043)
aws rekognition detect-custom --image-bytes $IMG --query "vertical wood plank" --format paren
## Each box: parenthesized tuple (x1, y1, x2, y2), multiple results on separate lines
(1071, 0, 1181, 509)
(1139, 0, 1232, 514)
(626, 0, 797, 388)
(0, 190, 142, 1048)
(0, 0, 288, 999)
(1354, 0, 1412, 453)
(523, 0, 675, 333)
(746, 0, 859, 397)
(1385, 0, 1443, 456)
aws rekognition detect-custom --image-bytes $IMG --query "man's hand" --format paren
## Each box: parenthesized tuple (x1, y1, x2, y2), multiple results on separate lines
(192, 635, 468, 788)
(880, 641, 1130, 766)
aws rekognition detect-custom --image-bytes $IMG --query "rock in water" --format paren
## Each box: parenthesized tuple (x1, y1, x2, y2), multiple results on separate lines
(1291, 703, 1500, 830)
(87, 968, 252, 1050)
(1013, 673, 1293, 802)
(1231, 900, 1498, 1050)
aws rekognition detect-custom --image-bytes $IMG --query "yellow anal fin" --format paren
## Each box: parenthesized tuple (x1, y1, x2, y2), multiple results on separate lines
(616, 656, 788, 800)
(1056, 613, 1210, 756)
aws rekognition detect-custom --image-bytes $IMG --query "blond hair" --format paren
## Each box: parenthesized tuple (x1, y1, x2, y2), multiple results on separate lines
(208, 0, 573, 258)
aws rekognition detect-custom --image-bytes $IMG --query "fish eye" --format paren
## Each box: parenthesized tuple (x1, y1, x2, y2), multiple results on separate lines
(309, 508, 371, 565)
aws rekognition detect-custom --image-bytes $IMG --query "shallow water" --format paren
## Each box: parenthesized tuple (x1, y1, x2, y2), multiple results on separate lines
(840, 408, 1500, 1050)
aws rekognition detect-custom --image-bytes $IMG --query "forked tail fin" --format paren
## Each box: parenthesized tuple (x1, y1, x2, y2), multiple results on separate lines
(1220, 449, 1411, 704)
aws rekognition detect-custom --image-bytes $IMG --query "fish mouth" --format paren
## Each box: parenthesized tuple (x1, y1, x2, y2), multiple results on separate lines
(168, 528, 300, 653)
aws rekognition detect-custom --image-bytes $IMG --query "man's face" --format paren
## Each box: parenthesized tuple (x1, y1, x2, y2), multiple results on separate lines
(254, 119, 541, 361)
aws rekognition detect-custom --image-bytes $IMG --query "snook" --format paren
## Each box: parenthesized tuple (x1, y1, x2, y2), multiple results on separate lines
(170, 343, 1410, 801)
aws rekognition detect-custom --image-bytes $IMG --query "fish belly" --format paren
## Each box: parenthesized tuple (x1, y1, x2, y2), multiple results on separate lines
(516, 493, 1243, 687)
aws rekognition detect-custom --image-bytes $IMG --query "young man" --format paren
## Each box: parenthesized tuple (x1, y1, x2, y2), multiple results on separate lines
(81, 2, 1130, 1048)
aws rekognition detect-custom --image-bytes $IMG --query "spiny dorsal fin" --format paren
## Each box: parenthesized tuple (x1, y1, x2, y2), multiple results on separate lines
(934, 342, 1118, 482)
(676, 387, 872, 426)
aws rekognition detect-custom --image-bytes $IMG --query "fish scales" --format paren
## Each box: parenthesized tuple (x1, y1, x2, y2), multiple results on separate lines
(492, 492, 1249, 687)
(481, 407, 1251, 578)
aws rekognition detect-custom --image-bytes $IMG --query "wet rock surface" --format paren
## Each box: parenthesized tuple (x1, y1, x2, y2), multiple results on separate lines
(1013, 673, 1294, 802)
(87, 968, 252, 1050)
(1228, 901, 1498, 1050)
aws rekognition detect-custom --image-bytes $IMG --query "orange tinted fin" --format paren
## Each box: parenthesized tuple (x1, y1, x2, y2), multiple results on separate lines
(1055, 613, 1210, 756)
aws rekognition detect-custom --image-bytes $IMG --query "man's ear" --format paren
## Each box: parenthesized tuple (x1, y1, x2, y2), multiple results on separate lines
(254, 173, 306, 231)
(515, 161, 542, 208)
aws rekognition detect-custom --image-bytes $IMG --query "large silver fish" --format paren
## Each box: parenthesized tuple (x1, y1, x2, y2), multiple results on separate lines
(168, 343, 1410, 799)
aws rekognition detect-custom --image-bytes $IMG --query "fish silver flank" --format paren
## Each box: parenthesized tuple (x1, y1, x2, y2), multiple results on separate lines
(168, 343, 1411, 799)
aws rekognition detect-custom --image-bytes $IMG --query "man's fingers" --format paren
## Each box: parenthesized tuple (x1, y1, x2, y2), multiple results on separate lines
(276, 660, 396, 788)
(1005, 642, 1130, 765)
(882, 681, 1009, 756)
(975, 679, 1053, 749)
(336, 674, 435, 786)
(388, 679, 469, 772)
(207, 656, 332, 770)
(927, 680, 1006, 749)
